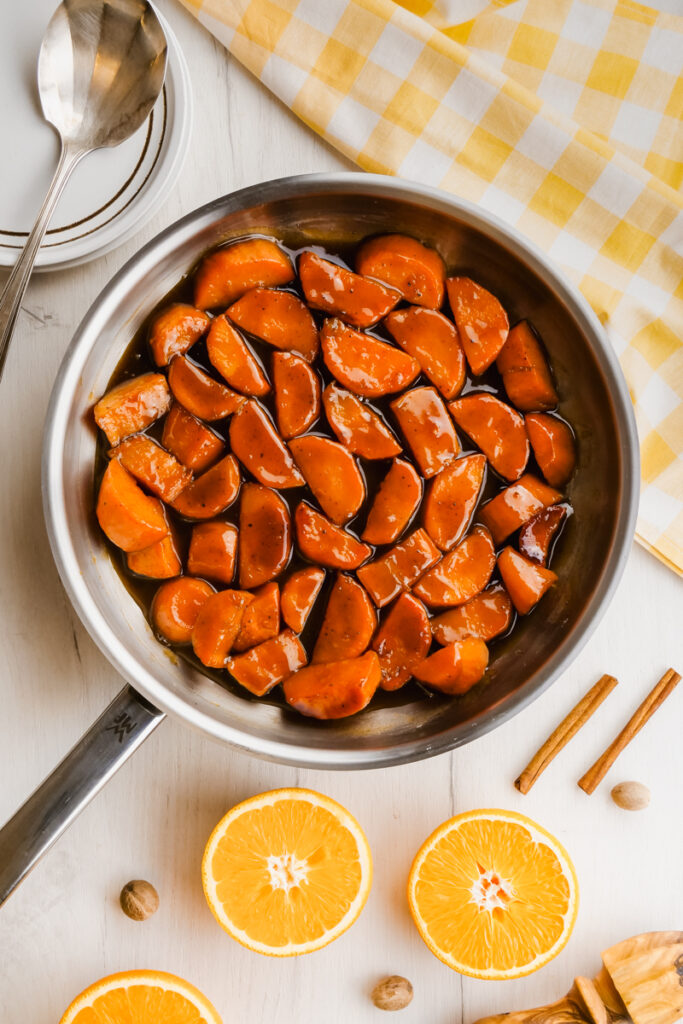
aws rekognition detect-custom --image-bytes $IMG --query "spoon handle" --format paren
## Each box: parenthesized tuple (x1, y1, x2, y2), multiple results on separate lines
(0, 141, 86, 382)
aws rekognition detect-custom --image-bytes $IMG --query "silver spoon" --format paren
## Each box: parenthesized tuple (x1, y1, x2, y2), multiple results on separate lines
(0, 0, 167, 381)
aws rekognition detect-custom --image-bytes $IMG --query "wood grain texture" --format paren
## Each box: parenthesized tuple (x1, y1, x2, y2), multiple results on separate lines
(0, 2, 682, 1022)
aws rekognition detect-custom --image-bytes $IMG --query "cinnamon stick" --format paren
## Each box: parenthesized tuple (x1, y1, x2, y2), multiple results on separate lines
(515, 674, 618, 794)
(578, 668, 681, 795)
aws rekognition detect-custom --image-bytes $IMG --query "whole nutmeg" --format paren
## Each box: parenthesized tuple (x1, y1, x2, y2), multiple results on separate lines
(119, 879, 159, 921)
(611, 781, 650, 811)
(371, 976, 413, 1011)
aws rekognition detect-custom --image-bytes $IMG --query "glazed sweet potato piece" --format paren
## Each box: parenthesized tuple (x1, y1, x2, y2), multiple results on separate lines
(94, 373, 171, 447)
(96, 459, 169, 552)
(525, 413, 576, 487)
(299, 251, 400, 328)
(162, 403, 225, 473)
(171, 454, 240, 520)
(272, 352, 320, 439)
(449, 394, 529, 482)
(110, 434, 192, 502)
(289, 436, 365, 525)
(518, 505, 568, 565)
(151, 576, 214, 644)
(283, 651, 381, 720)
(295, 503, 371, 570)
(238, 483, 292, 588)
(413, 525, 495, 607)
(227, 288, 319, 362)
(323, 383, 400, 460)
(192, 589, 254, 668)
(280, 567, 325, 633)
(312, 574, 377, 664)
(391, 386, 460, 478)
(233, 582, 280, 652)
(321, 319, 420, 398)
(424, 454, 486, 552)
(497, 547, 557, 615)
(446, 276, 509, 376)
(187, 521, 238, 584)
(229, 400, 304, 489)
(206, 315, 270, 397)
(127, 534, 182, 580)
(357, 528, 440, 608)
(372, 592, 431, 691)
(496, 321, 558, 412)
(168, 355, 245, 421)
(384, 307, 465, 400)
(148, 304, 210, 366)
(478, 473, 562, 545)
(361, 458, 422, 546)
(194, 238, 294, 310)
(356, 234, 445, 309)
(413, 637, 489, 695)
(431, 582, 513, 645)
(228, 629, 307, 697)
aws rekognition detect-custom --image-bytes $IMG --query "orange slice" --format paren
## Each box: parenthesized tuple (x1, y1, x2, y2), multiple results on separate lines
(203, 788, 372, 956)
(59, 969, 221, 1024)
(408, 809, 578, 980)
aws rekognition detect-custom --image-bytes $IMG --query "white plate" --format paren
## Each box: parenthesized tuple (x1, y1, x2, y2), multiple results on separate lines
(0, 1, 192, 270)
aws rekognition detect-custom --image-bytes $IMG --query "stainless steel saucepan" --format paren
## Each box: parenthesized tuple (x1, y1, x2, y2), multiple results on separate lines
(0, 173, 639, 905)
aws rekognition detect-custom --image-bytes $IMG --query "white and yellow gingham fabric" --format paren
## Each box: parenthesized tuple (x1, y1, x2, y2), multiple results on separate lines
(179, 0, 683, 574)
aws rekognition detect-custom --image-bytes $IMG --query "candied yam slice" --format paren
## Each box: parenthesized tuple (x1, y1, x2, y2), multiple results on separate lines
(281, 567, 325, 633)
(151, 576, 214, 644)
(496, 320, 558, 412)
(192, 589, 254, 668)
(283, 651, 381, 720)
(229, 400, 304, 489)
(295, 503, 371, 570)
(518, 504, 568, 565)
(162, 403, 225, 473)
(233, 582, 281, 652)
(361, 458, 422, 546)
(172, 454, 240, 520)
(168, 355, 246, 421)
(424, 454, 486, 552)
(431, 582, 513, 645)
(239, 483, 292, 588)
(148, 303, 210, 366)
(187, 521, 238, 584)
(94, 372, 171, 446)
(206, 315, 270, 397)
(228, 629, 307, 696)
(272, 352, 321, 439)
(526, 413, 576, 487)
(323, 383, 400, 460)
(478, 472, 562, 545)
(413, 525, 495, 608)
(372, 592, 431, 691)
(321, 318, 420, 398)
(96, 459, 168, 552)
(391, 386, 460, 479)
(384, 306, 465, 400)
(446, 276, 509, 375)
(357, 528, 440, 608)
(449, 393, 529, 482)
(194, 238, 294, 310)
(227, 288, 319, 362)
(289, 435, 365, 525)
(413, 637, 489, 695)
(299, 250, 400, 328)
(356, 234, 445, 309)
(498, 547, 557, 615)
(110, 434, 192, 502)
(312, 574, 377, 664)
(127, 534, 182, 580)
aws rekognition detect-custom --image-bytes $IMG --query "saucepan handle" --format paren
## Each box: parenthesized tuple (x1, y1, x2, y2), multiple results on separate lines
(0, 685, 164, 906)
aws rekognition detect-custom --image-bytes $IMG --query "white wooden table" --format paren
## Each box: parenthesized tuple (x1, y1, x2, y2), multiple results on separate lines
(1, 3, 681, 1021)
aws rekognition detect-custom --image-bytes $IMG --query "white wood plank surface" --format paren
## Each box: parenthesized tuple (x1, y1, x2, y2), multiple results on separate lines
(1, 2, 681, 1021)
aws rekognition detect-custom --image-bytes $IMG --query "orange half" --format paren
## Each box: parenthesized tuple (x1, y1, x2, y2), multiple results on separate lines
(59, 969, 221, 1024)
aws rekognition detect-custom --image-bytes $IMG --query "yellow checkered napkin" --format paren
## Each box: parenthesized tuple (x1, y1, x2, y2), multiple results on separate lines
(180, 0, 683, 574)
